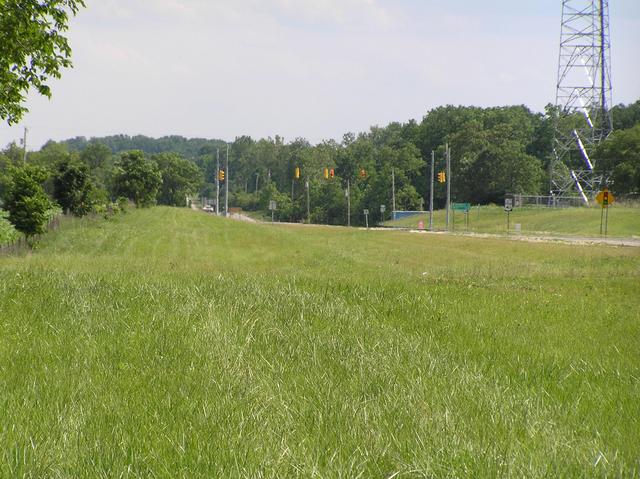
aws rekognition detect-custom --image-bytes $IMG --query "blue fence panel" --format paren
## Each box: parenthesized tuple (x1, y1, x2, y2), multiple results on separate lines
(392, 211, 423, 221)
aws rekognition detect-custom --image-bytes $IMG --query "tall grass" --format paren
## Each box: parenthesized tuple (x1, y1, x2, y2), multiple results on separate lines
(0, 207, 638, 477)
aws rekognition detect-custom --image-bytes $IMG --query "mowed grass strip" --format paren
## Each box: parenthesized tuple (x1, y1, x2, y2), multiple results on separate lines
(388, 204, 640, 238)
(1, 207, 639, 477)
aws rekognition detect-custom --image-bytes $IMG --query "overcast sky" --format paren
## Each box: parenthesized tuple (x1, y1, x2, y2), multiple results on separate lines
(2, 0, 639, 149)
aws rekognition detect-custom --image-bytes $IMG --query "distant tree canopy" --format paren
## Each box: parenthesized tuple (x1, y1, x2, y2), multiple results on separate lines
(62, 135, 228, 160)
(596, 124, 640, 196)
(2, 99, 638, 231)
(0, 0, 85, 124)
(611, 101, 640, 131)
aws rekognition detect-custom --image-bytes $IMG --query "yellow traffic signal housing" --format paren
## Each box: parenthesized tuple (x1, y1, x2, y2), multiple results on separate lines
(329, 168, 335, 178)
(295, 167, 300, 179)
(218, 169, 225, 182)
(324, 168, 329, 179)
(359, 169, 367, 178)
(438, 171, 446, 183)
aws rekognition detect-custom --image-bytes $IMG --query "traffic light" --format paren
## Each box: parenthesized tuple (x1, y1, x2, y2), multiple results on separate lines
(329, 168, 335, 178)
(359, 169, 367, 178)
(324, 167, 329, 179)
(438, 171, 446, 183)
(295, 167, 300, 179)
(218, 169, 225, 182)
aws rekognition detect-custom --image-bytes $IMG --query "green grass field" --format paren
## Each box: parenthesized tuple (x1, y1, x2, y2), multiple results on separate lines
(388, 205, 640, 238)
(1, 207, 639, 477)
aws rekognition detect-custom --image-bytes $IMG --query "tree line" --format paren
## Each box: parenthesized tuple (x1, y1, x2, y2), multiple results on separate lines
(0, 147, 202, 239)
(1, 100, 638, 238)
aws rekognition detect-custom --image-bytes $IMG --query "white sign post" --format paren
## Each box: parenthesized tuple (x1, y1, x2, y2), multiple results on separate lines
(269, 200, 277, 223)
(504, 198, 513, 233)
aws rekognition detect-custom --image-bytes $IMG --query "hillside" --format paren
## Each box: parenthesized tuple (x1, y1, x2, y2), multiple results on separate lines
(387, 204, 640, 237)
(1, 208, 639, 477)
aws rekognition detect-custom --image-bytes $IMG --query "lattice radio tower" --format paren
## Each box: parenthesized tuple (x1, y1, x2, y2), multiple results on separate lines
(551, 0, 612, 204)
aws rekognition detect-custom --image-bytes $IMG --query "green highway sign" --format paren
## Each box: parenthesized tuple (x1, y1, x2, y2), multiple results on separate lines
(452, 202, 470, 212)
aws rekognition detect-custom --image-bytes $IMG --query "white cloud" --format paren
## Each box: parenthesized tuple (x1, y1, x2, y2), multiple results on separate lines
(265, 0, 393, 28)
(2, 1, 638, 149)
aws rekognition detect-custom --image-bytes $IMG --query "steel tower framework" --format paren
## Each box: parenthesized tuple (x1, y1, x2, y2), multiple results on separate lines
(552, 0, 612, 204)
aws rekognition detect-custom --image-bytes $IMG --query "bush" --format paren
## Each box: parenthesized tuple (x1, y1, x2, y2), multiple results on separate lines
(2, 165, 53, 237)
(233, 191, 259, 211)
(117, 196, 129, 214)
(0, 209, 20, 245)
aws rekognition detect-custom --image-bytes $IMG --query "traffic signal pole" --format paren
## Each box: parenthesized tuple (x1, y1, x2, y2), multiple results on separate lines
(225, 144, 229, 216)
(347, 179, 351, 227)
(429, 150, 434, 231)
(445, 143, 451, 231)
(306, 178, 310, 224)
(391, 168, 396, 220)
(215, 148, 220, 215)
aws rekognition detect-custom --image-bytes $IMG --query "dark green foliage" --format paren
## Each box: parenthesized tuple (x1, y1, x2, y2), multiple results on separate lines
(468, 144, 544, 204)
(259, 181, 292, 221)
(53, 158, 94, 216)
(62, 135, 228, 159)
(596, 124, 640, 196)
(310, 180, 346, 225)
(232, 191, 260, 212)
(80, 142, 112, 170)
(111, 151, 161, 208)
(0, 0, 85, 124)
(153, 153, 203, 207)
(2, 165, 53, 237)
(117, 197, 129, 214)
(0, 209, 19, 245)
(611, 100, 640, 131)
(10, 98, 638, 226)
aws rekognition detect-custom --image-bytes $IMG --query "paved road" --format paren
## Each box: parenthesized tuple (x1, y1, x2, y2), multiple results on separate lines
(400, 229, 640, 248)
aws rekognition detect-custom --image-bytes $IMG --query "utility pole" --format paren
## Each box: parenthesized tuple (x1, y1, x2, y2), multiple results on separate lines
(346, 179, 351, 227)
(255, 173, 259, 194)
(215, 148, 220, 215)
(22, 127, 28, 164)
(429, 150, 435, 231)
(225, 144, 229, 216)
(445, 143, 451, 231)
(391, 167, 396, 220)
(305, 178, 310, 224)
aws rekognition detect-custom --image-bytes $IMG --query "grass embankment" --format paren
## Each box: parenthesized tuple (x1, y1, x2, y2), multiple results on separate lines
(1, 207, 639, 477)
(388, 204, 640, 237)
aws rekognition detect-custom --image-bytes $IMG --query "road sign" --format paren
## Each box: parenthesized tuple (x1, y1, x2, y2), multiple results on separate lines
(504, 198, 513, 212)
(596, 188, 615, 207)
(453, 202, 470, 212)
(380, 205, 386, 213)
(268, 200, 277, 211)
(363, 209, 369, 215)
